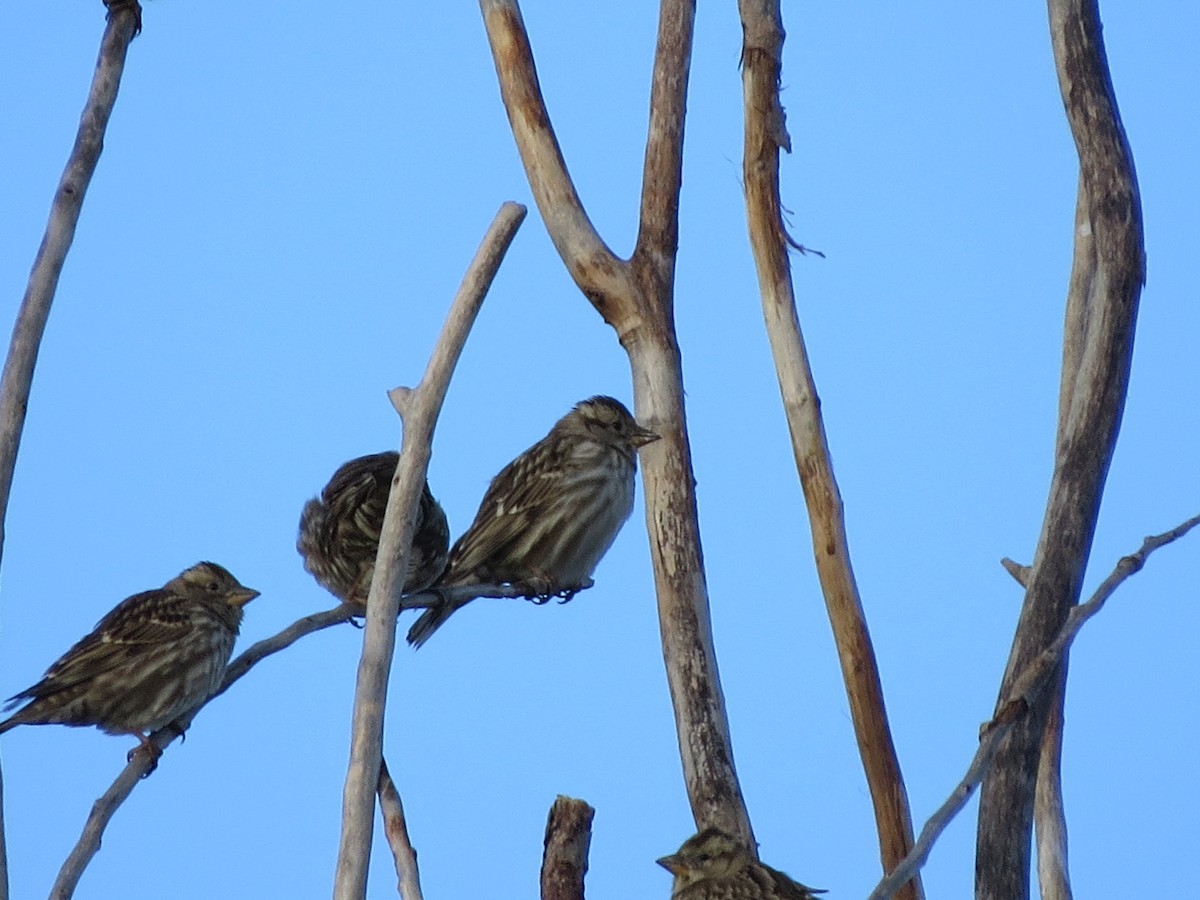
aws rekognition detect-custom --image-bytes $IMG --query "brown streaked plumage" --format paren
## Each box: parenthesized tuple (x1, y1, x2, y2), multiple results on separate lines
(657, 828, 824, 900)
(406, 395, 658, 648)
(0, 562, 258, 755)
(297, 452, 450, 608)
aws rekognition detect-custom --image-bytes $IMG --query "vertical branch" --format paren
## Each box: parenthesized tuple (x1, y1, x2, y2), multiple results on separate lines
(1034, 676, 1073, 900)
(540, 796, 594, 900)
(737, 2, 922, 897)
(0, 9, 140, 897)
(333, 203, 526, 899)
(975, 0, 1144, 896)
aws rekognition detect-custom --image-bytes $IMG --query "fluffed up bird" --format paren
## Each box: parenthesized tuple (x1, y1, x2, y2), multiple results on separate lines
(657, 828, 825, 900)
(297, 451, 450, 608)
(0, 562, 259, 757)
(406, 395, 659, 648)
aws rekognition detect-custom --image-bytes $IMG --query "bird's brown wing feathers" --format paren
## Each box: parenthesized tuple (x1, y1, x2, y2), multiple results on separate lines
(443, 437, 575, 579)
(10, 590, 193, 702)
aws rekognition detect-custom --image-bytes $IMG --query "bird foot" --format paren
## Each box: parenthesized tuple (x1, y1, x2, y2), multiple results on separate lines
(127, 735, 163, 776)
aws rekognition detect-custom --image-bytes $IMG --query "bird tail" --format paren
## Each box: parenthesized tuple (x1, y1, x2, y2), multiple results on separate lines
(405, 599, 457, 649)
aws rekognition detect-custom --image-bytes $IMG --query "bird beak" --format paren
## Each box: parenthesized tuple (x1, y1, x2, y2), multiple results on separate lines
(230, 588, 261, 607)
(656, 853, 684, 875)
(632, 425, 660, 449)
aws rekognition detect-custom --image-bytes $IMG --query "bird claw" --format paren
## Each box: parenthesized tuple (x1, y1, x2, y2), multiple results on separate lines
(127, 737, 163, 776)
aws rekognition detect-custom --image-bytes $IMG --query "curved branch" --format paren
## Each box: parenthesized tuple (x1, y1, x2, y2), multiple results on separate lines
(869, 515, 1197, 900)
(976, 2, 1145, 896)
(334, 202, 527, 899)
(478, 0, 634, 322)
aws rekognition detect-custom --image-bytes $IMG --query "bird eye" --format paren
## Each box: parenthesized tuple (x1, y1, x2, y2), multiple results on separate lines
(208, 581, 220, 592)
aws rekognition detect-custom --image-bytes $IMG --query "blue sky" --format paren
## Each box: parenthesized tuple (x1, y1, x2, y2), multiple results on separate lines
(1, 2, 1197, 897)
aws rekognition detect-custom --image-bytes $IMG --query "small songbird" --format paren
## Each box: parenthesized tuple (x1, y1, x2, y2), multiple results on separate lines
(297, 452, 450, 608)
(0, 562, 258, 756)
(657, 828, 824, 900)
(406, 395, 658, 648)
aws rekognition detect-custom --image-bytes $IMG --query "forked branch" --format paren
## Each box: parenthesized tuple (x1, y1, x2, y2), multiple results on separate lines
(334, 202, 527, 899)
(869, 516, 1196, 900)
(479, 0, 754, 845)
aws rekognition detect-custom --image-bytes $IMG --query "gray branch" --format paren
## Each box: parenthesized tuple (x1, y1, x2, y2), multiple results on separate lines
(333, 202, 527, 899)
(0, 7, 141, 898)
(975, 2, 1145, 895)
(869, 515, 1198, 900)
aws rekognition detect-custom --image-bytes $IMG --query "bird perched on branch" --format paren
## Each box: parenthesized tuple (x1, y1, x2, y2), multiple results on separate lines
(297, 451, 450, 608)
(0, 562, 258, 758)
(406, 395, 658, 648)
(657, 829, 824, 900)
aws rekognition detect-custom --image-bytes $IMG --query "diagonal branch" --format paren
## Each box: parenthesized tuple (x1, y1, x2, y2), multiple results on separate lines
(737, 2, 922, 897)
(480, 0, 752, 846)
(333, 202, 527, 899)
(869, 515, 1197, 900)
(975, 2, 1145, 897)
(378, 757, 423, 900)
(479, 1, 634, 321)
(0, 8, 142, 898)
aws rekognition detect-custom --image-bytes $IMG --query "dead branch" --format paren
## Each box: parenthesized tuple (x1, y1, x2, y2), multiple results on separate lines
(333, 202, 527, 899)
(0, 9, 141, 897)
(736, 2, 922, 896)
(540, 796, 594, 900)
(975, 2, 1145, 896)
(378, 757, 423, 900)
(479, 0, 753, 846)
(869, 515, 1196, 900)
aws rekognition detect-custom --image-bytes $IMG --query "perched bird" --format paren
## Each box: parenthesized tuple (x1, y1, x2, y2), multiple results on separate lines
(0, 562, 258, 756)
(297, 452, 450, 608)
(657, 828, 824, 900)
(406, 395, 658, 648)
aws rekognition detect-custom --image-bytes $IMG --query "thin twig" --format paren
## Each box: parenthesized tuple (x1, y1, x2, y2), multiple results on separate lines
(540, 796, 594, 900)
(49, 603, 355, 898)
(869, 515, 1199, 900)
(0, 9, 141, 897)
(334, 202, 526, 899)
(378, 758, 423, 900)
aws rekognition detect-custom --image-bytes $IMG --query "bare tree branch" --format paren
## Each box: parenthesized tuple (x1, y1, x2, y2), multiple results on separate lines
(480, 0, 753, 847)
(736, 2, 922, 896)
(540, 796, 594, 900)
(1035, 677, 1074, 900)
(0, 9, 141, 896)
(378, 757, 423, 900)
(976, 2, 1145, 895)
(334, 202, 527, 899)
(869, 515, 1197, 900)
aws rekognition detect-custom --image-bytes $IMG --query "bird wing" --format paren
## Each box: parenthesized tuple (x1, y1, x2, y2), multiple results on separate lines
(444, 436, 574, 578)
(12, 589, 194, 702)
